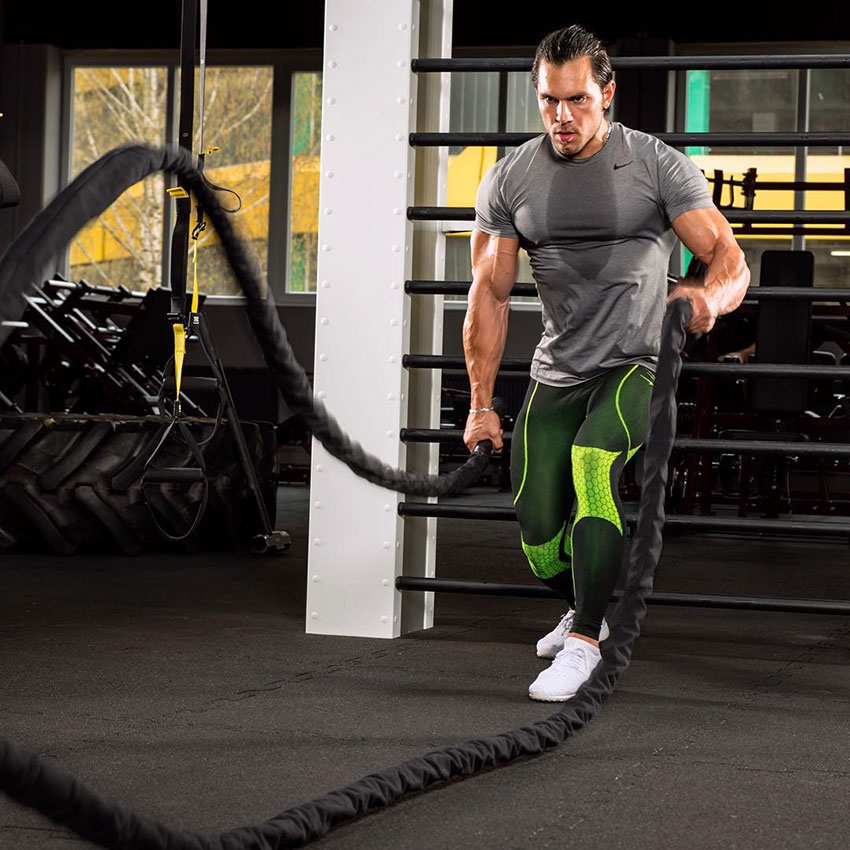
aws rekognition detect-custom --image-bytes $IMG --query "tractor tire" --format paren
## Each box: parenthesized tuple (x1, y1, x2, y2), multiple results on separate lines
(0, 413, 277, 555)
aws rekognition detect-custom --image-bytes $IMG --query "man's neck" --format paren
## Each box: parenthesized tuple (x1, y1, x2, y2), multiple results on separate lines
(570, 118, 611, 161)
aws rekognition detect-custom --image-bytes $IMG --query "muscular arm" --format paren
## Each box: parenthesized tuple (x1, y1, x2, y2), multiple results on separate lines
(462, 229, 520, 451)
(668, 206, 751, 333)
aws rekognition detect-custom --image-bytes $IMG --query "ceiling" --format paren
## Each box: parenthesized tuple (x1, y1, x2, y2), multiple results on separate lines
(2, 1, 849, 52)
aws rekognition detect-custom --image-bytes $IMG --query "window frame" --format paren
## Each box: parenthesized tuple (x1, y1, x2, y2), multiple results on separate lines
(61, 47, 322, 305)
(676, 40, 850, 261)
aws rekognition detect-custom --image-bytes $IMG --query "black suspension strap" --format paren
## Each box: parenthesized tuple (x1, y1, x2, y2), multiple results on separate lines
(140, 417, 210, 542)
(0, 142, 692, 849)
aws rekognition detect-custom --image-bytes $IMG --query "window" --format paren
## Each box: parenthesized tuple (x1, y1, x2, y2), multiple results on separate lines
(506, 71, 541, 133)
(695, 68, 797, 153)
(192, 66, 274, 296)
(805, 68, 850, 286)
(683, 68, 798, 280)
(70, 67, 169, 290)
(683, 62, 850, 287)
(65, 53, 320, 299)
(287, 71, 322, 293)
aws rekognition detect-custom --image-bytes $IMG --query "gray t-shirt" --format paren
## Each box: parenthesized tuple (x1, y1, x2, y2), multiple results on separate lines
(474, 122, 714, 386)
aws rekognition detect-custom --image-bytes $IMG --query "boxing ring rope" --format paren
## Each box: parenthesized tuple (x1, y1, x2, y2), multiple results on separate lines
(0, 143, 690, 848)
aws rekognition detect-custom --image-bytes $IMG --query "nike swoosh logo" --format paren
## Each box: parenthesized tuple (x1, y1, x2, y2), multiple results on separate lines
(614, 161, 633, 170)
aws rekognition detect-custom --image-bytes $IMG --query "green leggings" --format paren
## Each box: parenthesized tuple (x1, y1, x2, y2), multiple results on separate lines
(510, 364, 654, 639)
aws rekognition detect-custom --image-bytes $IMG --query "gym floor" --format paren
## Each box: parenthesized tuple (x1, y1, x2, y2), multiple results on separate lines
(1, 484, 849, 850)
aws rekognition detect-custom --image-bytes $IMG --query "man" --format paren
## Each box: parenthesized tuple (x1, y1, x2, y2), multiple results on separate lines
(462, 25, 750, 702)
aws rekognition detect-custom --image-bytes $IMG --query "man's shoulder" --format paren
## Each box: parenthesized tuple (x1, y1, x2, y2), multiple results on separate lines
(617, 123, 667, 156)
(617, 123, 696, 165)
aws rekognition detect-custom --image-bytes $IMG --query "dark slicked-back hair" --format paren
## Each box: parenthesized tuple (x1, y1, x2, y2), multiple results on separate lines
(531, 24, 614, 96)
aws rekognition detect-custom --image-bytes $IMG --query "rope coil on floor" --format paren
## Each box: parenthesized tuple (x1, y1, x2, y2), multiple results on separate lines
(0, 143, 692, 849)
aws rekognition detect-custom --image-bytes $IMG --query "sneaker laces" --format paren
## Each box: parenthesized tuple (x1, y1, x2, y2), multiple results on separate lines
(553, 610, 575, 638)
(552, 639, 597, 672)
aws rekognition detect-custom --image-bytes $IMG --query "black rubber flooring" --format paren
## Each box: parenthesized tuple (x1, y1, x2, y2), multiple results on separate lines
(1, 484, 849, 850)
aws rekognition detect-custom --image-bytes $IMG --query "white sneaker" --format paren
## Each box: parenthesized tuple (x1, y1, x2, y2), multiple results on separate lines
(536, 610, 610, 659)
(528, 636, 602, 702)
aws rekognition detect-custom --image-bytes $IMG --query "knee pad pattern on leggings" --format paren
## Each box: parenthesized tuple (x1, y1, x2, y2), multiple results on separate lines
(521, 522, 571, 579)
(571, 444, 623, 533)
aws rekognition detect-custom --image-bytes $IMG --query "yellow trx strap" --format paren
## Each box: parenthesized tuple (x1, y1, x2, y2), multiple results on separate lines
(172, 229, 201, 405)
(172, 322, 186, 399)
(191, 233, 200, 315)
(168, 172, 207, 410)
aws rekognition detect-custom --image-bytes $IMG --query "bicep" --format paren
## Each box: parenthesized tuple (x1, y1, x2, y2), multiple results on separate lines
(470, 228, 520, 302)
(671, 207, 736, 263)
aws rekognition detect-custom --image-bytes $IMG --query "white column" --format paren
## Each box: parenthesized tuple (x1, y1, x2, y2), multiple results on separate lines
(308, 0, 447, 638)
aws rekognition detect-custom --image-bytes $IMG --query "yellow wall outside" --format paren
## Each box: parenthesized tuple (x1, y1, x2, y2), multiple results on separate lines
(444, 150, 850, 242)
(70, 156, 321, 266)
(691, 154, 850, 242)
(447, 146, 498, 208)
(289, 155, 320, 233)
(446, 146, 498, 239)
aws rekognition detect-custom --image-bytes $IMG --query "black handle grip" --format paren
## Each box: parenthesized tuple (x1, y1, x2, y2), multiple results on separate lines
(473, 439, 493, 456)
(143, 467, 205, 484)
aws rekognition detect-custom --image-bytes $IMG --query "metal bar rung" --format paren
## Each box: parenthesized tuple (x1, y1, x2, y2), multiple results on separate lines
(408, 205, 850, 224)
(395, 577, 850, 615)
(399, 429, 850, 458)
(411, 55, 850, 73)
(397, 502, 850, 536)
(410, 132, 850, 149)
(402, 354, 850, 379)
(404, 280, 850, 302)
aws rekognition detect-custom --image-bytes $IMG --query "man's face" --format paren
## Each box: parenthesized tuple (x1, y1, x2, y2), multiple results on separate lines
(536, 57, 615, 158)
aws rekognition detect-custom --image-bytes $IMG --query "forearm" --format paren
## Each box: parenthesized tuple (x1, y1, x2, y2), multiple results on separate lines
(463, 278, 510, 408)
(700, 238, 750, 316)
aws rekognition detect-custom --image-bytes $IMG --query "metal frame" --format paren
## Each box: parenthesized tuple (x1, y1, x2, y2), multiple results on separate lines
(793, 69, 811, 252)
(398, 52, 850, 614)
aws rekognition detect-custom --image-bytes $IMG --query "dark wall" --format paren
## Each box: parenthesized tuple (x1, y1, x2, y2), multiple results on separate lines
(0, 1, 323, 50)
(2, 1, 848, 51)
(451, 2, 850, 48)
(0, 45, 62, 252)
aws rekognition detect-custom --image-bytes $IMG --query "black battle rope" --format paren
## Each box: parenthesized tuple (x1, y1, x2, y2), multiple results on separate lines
(0, 143, 692, 849)
(0, 144, 489, 497)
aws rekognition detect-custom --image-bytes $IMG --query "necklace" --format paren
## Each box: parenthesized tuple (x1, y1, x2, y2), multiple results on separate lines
(602, 120, 613, 147)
